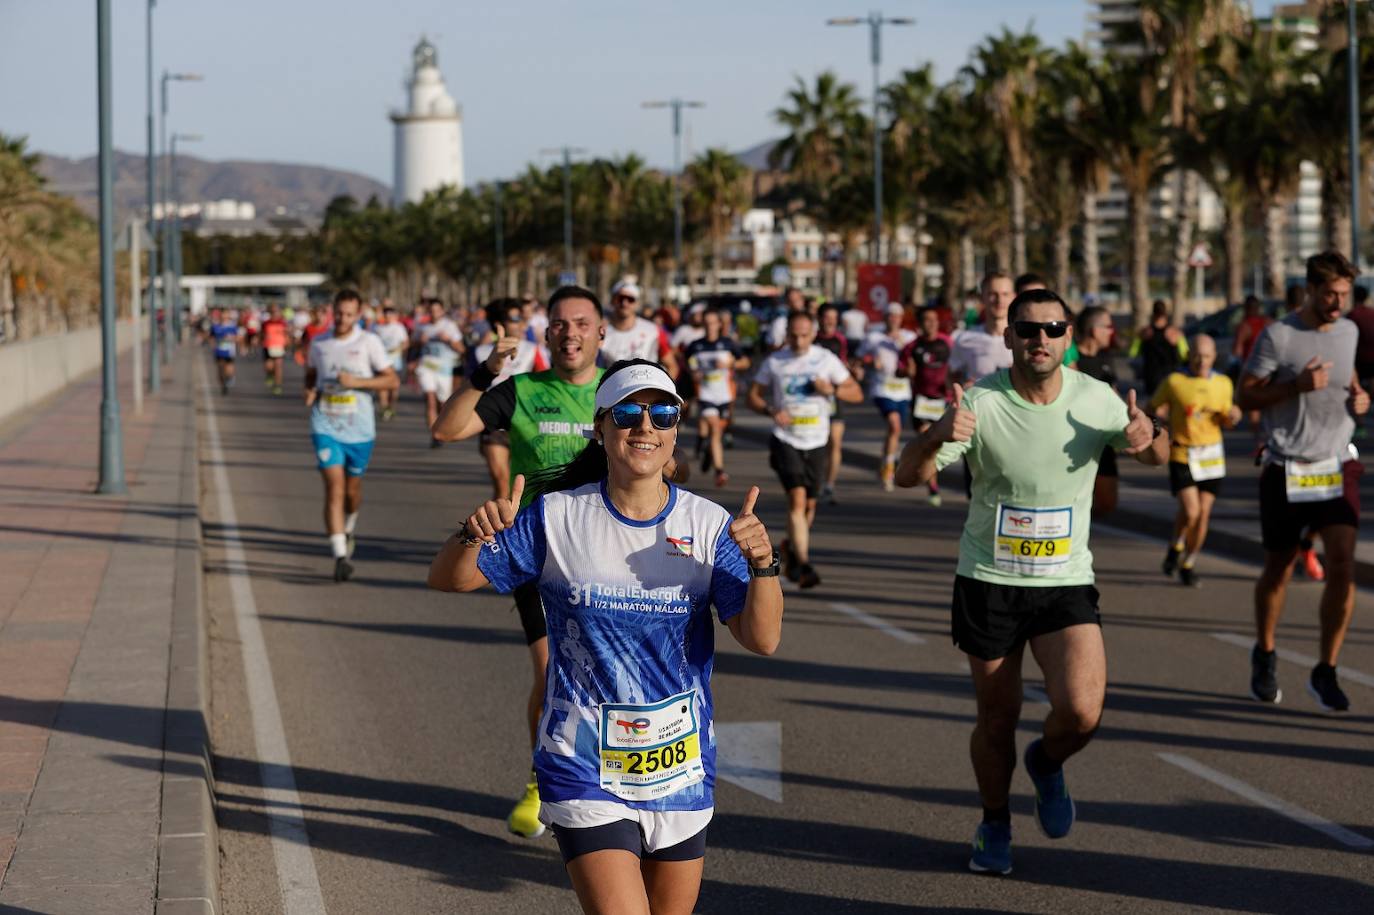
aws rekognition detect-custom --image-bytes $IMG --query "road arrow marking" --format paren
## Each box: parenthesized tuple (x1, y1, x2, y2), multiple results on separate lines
(715, 721, 782, 803)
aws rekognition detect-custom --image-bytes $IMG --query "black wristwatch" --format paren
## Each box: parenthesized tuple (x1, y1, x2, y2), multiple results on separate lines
(748, 548, 781, 578)
(1150, 415, 1166, 439)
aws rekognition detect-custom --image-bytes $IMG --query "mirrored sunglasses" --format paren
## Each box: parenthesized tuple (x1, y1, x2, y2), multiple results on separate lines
(610, 403, 681, 430)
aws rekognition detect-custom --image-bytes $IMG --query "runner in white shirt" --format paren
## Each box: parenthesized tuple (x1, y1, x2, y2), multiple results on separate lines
(472, 298, 551, 499)
(748, 310, 862, 589)
(686, 308, 749, 488)
(413, 300, 465, 446)
(305, 290, 399, 582)
(371, 305, 410, 421)
(602, 279, 678, 376)
(950, 272, 1015, 387)
(858, 303, 919, 490)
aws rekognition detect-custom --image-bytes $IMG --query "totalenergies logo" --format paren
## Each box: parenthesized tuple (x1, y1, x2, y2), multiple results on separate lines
(616, 717, 651, 736)
(1006, 514, 1034, 530)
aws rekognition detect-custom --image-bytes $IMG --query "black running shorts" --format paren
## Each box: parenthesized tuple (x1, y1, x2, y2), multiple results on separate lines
(768, 437, 829, 498)
(1167, 460, 1221, 496)
(951, 575, 1101, 661)
(551, 820, 707, 864)
(514, 580, 546, 644)
(1258, 459, 1361, 553)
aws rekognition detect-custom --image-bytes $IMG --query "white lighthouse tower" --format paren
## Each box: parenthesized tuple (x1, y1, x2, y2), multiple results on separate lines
(390, 37, 464, 205)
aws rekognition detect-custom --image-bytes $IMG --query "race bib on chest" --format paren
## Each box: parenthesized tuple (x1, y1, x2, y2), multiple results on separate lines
(599, 690, 704, 802)
(321, 391, 358, 416)
(421, 356, 444, 373)
(912, 395, 946, 423)
(788, 401, 822, 427)
(882, 378, 910, 398)
(994, 504, 1073, 576)
(1187, 443, 1226, 482)
(1285, 458, 1343, 503)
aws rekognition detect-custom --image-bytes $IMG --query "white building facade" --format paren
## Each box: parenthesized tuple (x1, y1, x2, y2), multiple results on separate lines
(390, 38, 464, 206)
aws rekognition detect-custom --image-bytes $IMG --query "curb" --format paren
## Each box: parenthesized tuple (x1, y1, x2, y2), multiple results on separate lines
(155, 352, 221, 915)
(734, 423, 1374, 588)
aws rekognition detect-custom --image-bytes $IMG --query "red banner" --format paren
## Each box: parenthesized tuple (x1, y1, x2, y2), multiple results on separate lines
(856, 264, 902, 321)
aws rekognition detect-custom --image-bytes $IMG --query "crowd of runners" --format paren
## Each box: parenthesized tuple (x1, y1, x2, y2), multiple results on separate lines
(201, 249, 1369, 910)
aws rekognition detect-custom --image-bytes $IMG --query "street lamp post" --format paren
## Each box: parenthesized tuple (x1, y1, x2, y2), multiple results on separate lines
(145, 0, 160, 394)
(642, 98, 705, 288)
(171, 133, 201, 328)
(540, 146, 586, 278)
(1350, 0, 1362, 264)
(96, 0, 125, 494)
(828, 11, 914, 263)
(160, 70, 202, 347)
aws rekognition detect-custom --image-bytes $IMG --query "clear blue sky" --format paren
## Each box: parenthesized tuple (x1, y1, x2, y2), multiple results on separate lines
(0, 1, 1283, 189)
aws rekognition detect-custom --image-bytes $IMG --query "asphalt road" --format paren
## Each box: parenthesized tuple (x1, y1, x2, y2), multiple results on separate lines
(201, 354, 1374, 914)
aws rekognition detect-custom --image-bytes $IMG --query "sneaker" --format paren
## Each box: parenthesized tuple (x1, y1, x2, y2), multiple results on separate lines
(699, 445, 712, 473)
(928, 492, 943, 508)
(507, 776, 545, 838)
(345, 533, 356, 560)
(820, 483, 837, 505)
(1024, 739, 1076, 839)
(1162, 547, 1180, 577)
(272, 385, 283, 396)
(968, 821, 1012, 875)
(430, 437, 443, 449)
(798, 562, 822, 590)
(1249, 644, 1282, 703)
(780, 539, 800, 582)
(333, 557, 354, 583)
(1179, 567, 1199, 588)
(1303, 549, 1325, 582)
(882, 473, 896, 493)
(382, 407, 395, 421)
(714, 470, 729, 488)
(723, 432, 734, 450)
(1307, 663, 1350, 712)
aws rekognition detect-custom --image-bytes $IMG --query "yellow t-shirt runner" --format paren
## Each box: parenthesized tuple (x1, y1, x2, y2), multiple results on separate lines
(1148, 370, 1234, 465)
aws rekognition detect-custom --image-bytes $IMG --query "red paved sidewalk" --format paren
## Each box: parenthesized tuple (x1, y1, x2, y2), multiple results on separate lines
(0, 345, 215, 914)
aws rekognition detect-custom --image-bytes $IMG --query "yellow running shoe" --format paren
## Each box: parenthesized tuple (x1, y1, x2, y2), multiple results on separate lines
(507, 773, 544, 838)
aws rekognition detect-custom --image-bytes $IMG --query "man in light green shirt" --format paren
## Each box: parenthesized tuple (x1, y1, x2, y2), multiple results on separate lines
(896, 288, 1167, 875)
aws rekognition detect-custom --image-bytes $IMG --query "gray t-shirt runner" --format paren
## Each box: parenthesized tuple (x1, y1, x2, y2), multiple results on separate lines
(1243, 312, 1357, 462)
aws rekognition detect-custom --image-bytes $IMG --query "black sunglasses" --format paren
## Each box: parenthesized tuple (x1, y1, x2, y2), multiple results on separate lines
(1012, 320, 1071, 339)
(610, 403, 681, 430)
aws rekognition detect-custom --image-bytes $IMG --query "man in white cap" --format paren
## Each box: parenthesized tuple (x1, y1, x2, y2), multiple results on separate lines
(602, 278, 678, 376)
(858, 303, 919, 490)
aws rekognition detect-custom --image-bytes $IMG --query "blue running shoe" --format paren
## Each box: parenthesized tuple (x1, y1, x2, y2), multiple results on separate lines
(1024, 739, 1076, 839)
(968, 821, 1012, 875)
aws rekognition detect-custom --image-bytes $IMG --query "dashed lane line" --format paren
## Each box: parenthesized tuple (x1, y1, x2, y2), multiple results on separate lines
(1158, 752, 1374, 849)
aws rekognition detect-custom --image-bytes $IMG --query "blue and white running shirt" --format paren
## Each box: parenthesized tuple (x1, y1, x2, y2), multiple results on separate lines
(307, 327, 391, 443)
(478, 481, 750, 811)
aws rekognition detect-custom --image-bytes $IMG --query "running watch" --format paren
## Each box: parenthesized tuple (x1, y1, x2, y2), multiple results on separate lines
(749, 548, 781, 578)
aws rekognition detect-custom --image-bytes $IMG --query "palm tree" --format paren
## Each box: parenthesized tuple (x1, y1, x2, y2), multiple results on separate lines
(964, 27, 1050, 276)
(684, 148, 751, 292)
(883, 65, 937, 300)
(1067, 53, 1173, 324)
(1301, 25, 1374, 258)
(1225, 28, 1310, 297)
(1137, 0, 1248, 307)
(1034, 45, 1110, 296)
(771, 71, 867, 297)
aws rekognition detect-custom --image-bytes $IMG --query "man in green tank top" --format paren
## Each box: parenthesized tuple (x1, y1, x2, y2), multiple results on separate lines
(433, 286, 606, 840)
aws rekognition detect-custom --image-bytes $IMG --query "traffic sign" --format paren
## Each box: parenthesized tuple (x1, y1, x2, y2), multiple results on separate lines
(1187, 243, 1213, 269)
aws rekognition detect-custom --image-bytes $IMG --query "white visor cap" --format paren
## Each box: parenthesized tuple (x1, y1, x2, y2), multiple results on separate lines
(594, 363, 684, 413)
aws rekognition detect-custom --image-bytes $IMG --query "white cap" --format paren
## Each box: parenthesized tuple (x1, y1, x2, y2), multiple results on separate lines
(886, 303, 905, 316)
(610, 279, 641, 299)
(594, 363, 684, 413)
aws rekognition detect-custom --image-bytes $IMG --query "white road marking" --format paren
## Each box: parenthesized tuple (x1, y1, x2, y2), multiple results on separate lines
(716, 721, 783, 803)
(1211, 632, 1374, 690)
(1158, 752, 1374, 849)
(830, 602, 926, 644)
(201, 362, 328, 914)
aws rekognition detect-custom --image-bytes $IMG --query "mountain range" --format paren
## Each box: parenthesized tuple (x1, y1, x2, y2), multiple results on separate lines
(36, 151, 391, 223)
